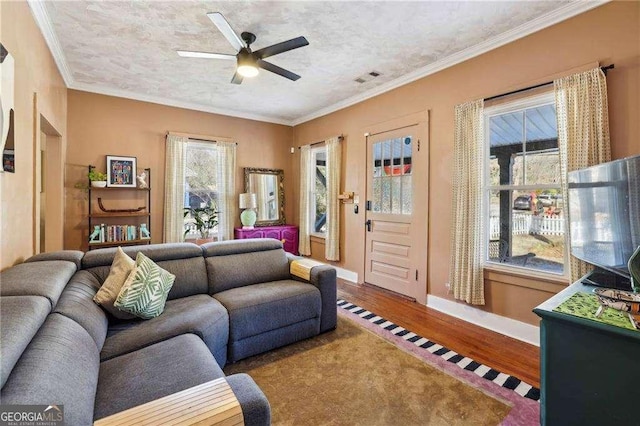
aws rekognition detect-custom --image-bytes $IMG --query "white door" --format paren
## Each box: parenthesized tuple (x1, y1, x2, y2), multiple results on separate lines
(364, 124, 427, 301)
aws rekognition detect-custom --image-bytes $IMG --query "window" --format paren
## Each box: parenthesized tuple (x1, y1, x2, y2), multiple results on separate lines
(184, 142, 218, 238)
(371, 136, 413, 214)
(484, 93, 566, 275)
(310, 147, 327, 236)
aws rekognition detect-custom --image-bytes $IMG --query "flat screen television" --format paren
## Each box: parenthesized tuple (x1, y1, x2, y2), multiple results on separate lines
(568, 154, 640, 289)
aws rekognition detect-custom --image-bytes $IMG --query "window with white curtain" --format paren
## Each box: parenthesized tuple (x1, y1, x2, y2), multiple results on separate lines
(184, 142, 218, 238)
(484, 92, 567, 276)
(309, 146, 327, 236)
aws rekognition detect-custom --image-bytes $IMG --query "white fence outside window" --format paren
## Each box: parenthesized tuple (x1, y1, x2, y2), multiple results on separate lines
(489, 213, 564, 240)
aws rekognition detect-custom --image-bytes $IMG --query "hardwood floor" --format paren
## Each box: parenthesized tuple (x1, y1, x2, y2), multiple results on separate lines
(337, 280, 541, 388)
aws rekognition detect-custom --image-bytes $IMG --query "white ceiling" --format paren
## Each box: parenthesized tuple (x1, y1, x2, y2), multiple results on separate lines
(30, 1, 605, 126)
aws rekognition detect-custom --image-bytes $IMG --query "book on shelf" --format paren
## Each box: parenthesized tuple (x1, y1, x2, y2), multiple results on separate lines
(90, 224, 150, 244)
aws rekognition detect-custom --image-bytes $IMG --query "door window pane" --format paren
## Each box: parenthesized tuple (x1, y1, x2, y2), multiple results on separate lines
(371, 136, 412, 215)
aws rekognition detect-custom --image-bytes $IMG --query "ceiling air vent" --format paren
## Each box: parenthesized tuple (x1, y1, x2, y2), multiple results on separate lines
(354, 71, 382, 84)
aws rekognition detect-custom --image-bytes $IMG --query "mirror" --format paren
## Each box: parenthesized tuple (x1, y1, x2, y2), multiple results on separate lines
(244, 167, 285, 226)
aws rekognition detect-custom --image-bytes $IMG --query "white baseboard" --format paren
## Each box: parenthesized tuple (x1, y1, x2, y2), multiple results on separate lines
(426, 295, 540, 346)
(334, 266, 358, 283)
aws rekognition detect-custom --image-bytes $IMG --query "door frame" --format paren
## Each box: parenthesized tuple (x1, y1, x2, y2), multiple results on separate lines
(362, 110, 430, 303)
(33, 94, 64, 254)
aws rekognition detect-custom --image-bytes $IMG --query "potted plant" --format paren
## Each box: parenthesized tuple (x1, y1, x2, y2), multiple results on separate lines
(184, 204, 218, 244)
(89, 169, 108, 188)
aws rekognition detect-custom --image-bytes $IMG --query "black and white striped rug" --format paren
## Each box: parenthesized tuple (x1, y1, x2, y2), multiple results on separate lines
(337, 299, 540, 402)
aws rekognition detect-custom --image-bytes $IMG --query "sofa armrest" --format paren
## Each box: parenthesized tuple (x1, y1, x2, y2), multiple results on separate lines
(226, 374, 271, 426)
(286, 253, 337, 333)
(309, 265, 337, 332)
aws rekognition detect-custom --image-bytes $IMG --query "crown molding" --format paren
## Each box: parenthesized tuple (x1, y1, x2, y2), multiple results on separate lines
(27, 0, 74, 87)
(69, 82, 293, 126)
(290, 0, 608, 126)
(28, 0, 608, 128)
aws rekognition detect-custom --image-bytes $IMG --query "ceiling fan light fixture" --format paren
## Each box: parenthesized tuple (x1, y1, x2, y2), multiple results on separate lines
(237, 49, 258, 78)
(237, 64, 259, 77)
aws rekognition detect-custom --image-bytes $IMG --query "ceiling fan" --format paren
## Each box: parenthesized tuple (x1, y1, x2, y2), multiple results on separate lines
(177, 12, 309, 84)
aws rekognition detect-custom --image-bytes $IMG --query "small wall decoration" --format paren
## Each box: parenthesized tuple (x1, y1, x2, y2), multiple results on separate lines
(136, 170, 148, 189)
(1, 43, 16, 173)
(106, 155, 137, 187)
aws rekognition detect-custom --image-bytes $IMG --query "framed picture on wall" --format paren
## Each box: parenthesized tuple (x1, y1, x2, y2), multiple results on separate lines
(106, 155, 137, 187)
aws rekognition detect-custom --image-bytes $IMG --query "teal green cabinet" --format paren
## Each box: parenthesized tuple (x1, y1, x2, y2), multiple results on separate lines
(534, 281, 640, 425)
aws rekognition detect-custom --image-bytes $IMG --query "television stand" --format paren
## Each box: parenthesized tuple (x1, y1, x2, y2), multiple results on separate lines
(581, 268, 632, 290)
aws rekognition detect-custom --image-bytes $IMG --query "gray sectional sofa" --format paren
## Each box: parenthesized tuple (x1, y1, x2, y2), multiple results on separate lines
(0, 239, 337, 425)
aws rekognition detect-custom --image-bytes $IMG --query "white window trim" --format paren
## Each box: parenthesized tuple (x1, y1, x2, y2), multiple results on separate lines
(483, 92, 569, 279)
(309, 145, 327, 238)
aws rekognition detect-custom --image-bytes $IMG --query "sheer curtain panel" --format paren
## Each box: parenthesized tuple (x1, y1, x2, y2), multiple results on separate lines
(163, 134, 188, 243)
(325, 136, 342, 261)
(449, 99, 485, 305)
(555, 67, 612, 282)
(216, 141, 237, 241)
(298, 145, 311, 256)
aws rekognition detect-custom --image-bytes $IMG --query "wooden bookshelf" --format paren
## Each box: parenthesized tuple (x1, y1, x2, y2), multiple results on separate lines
(87, 165, 151, 250)
(88, 239, 152, 249)
(89, 212, 152, 218)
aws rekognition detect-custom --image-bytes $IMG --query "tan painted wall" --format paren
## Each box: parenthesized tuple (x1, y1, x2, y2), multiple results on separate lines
(65, 90, 293, 251)
(291, 2, 640, 324)
(0, 1, 67, 269)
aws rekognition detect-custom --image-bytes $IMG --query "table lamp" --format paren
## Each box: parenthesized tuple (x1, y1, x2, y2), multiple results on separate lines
(239, 193, 258, 229)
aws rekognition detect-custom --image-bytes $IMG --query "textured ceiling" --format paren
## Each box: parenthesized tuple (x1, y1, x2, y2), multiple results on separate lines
(38, 1, 590, 124)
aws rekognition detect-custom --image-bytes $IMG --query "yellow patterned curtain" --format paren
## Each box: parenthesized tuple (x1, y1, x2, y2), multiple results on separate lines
(163, 134, 188, 243)
(298, 145, 312, 256)
(449, 99, 485, 305)
(216, 141, 237, 241)
(555, 67, 612, 282)
(325, 136, 342, 261)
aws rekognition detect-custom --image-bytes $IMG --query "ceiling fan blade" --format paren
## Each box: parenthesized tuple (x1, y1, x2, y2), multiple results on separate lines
(257, 59, 301, 81)
(254, 36, 309, 59)
(230, 71, 244, 85)
(207, 12, 244, 51)
(177, 50, 236, 60)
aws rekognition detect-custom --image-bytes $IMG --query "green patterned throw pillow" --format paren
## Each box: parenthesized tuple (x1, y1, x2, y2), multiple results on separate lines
(114, 252, 175, 319)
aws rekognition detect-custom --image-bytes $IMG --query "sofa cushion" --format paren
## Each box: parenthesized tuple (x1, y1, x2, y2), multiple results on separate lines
(202, 238, 283, 256)
(0, 296, 50, 388)
(214, 280, 321, 342)
(0, 261, 76, 309)
(25, 250, 84, 269)
(94, 334, 225, 421)
(82, 243, 203, 268)
(228, 318, 320, 363)
(84, 244, 208, 300)
(0, 313, 100, 426)
(54, 270, 109, 350)
(93, 247, 136, 319)
(204, 240, 290, 293)
(114, 252, 175, 319)
(100, 294, 229, 366)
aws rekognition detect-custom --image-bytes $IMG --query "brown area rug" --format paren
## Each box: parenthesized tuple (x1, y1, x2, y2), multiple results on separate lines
(224, 315, 512, 425)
